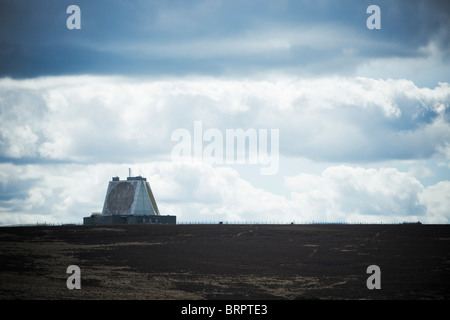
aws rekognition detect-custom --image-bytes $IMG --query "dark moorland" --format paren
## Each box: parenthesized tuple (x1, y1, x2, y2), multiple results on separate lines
(1, 224, 449, 299)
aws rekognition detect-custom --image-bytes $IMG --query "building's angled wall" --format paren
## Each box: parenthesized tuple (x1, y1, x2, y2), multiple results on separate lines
(102, 178, 158, 216)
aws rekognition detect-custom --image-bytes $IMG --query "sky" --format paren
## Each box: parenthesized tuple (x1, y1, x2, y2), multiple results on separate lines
(0, 0, 450, 225)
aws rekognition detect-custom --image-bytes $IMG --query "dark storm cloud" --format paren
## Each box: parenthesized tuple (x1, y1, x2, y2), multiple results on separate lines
(0, 0, 449, 78)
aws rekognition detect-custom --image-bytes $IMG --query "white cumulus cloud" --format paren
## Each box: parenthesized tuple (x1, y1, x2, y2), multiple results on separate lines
(0, 75, 449, 225)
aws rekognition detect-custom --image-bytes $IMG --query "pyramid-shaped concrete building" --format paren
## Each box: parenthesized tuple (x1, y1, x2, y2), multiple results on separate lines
(84, 175, 176, 225)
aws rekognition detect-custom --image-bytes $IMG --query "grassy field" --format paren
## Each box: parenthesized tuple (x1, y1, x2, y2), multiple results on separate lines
(1, 224, 449, 299)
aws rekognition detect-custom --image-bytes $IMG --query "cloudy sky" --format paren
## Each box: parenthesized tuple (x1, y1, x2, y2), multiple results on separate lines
(1, 0, 450, 225)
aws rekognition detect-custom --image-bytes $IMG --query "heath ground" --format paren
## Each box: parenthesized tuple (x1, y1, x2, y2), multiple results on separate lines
(1, 224, 449, 299)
